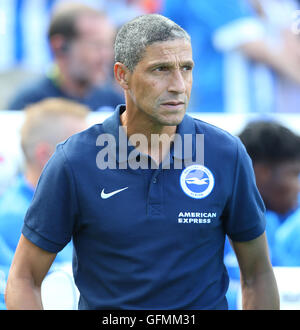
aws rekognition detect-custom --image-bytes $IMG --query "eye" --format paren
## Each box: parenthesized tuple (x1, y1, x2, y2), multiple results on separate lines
(182, 65, 193, 71)
(154, 66, 169, 72)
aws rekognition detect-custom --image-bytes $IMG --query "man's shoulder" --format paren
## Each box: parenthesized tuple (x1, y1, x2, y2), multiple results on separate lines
(186, 115, 243, 167)
(190, 115, 239, 146)
(57, 123, 104, 161)
(7, 76, 61, 110)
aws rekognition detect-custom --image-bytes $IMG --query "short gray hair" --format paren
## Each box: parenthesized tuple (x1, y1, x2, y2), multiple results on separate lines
(114, 14, 191, 72)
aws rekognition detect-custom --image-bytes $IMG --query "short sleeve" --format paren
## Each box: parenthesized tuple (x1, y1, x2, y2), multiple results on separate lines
(22, 144, 79, 253)
(224, 138, 266, 242)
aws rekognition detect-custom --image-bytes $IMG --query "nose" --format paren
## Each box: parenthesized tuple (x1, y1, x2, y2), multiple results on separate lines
(168, 69, 186, 94)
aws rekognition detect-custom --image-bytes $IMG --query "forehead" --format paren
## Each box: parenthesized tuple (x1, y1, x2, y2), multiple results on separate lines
(139, 39, 193, 65)
(76, 14, 114, 37)
(273, 160, 300, 176)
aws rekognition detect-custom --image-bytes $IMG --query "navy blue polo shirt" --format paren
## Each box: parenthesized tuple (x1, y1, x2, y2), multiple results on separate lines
(22, 105, 266, 310)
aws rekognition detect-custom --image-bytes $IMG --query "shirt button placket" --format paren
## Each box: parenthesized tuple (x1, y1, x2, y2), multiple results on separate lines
(148, 170, 163, 218)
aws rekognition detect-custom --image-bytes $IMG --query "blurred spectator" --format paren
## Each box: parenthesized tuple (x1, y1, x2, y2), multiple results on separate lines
(6, 2, 124, 111)
(0, 0, 151, 72)
(239, 121, 300, 261)
(0, 98, 90, 309)
(253, 0, 300, 113)
(0, 0, 155, 74)
(161, 0, 300, 113)
(225, 120, 300, 308)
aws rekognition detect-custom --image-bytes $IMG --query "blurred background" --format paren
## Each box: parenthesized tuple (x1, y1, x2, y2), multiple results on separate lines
(0, 0, 300, 310)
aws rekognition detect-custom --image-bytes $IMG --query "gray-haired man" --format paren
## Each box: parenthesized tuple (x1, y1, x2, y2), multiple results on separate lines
(6, 14, 279, 310)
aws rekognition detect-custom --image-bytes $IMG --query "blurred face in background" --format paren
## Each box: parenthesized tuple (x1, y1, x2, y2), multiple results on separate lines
(66, 14, 115, 87)
(256, 161, 300, 215)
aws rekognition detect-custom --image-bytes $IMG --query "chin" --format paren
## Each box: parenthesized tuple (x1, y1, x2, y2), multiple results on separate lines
(159, 112, 186, 126)
(161, 119, 184, 126)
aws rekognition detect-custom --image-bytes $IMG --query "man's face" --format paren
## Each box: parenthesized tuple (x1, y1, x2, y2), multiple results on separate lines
(126, 39, 194, 126)
(258, 161, 300, 215)
(67, 15, 115, 87)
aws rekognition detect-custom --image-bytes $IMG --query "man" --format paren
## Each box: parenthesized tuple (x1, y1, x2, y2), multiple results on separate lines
(224, 120, 300, 308)
(0, 98, 89, 308)
(7, 3, 124, 111)
(5, 14, 279, 310)
(238, 121, 300, 264)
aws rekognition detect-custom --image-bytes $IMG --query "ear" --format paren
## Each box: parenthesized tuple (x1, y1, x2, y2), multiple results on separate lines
(50, 35, 69, 56)
(35, 142, 54, 170)
(253, 162, 272, 187)
(114, 62, 131, 90)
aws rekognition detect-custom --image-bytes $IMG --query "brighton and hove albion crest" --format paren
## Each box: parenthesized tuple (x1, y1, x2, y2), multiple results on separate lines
(180, 164, 214, 199)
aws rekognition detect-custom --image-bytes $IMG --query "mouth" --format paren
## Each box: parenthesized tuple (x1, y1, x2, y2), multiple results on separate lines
(161, 101, 185, 110)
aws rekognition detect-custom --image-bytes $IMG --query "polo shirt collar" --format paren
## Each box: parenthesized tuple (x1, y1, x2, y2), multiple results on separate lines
(102, 104, 197, 164)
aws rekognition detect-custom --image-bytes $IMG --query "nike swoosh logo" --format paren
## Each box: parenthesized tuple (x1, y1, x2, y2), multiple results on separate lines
(101, 187, 128, 199)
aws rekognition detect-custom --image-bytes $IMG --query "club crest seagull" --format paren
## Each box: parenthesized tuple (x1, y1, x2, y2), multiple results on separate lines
(185, 177, 209, 185)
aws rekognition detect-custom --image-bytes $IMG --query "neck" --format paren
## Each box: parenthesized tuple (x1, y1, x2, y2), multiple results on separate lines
(120, 104, 177, 165)
(24, 164, 41, 188)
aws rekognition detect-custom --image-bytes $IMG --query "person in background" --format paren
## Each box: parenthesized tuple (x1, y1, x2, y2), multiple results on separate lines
(225, 120, 300, 309)
(0, 98, 89, 309)
(161, 0, 300, 113)
(250, 0, 300, 113)
(6, 2, 124, 111)
(239, 121, 300, 262)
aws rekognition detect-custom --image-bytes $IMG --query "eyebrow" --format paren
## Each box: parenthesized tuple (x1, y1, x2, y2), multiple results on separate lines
(148, 60, 194, 69)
